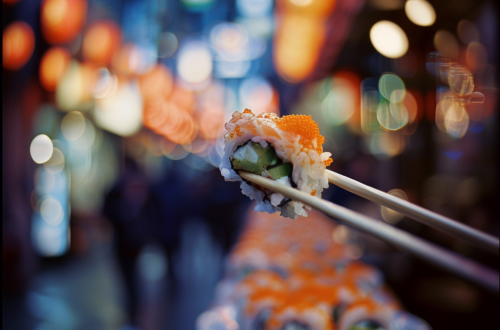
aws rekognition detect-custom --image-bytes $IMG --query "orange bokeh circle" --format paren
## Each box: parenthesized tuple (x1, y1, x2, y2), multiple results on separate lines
(3, 21, 35, 70)
(41, 0, 87, 44)
(82, 20, 121, 66)
(39, 47, 72, 91)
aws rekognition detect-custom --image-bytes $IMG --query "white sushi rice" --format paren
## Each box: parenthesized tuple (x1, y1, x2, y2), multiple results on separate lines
(220, 111, 331, 219)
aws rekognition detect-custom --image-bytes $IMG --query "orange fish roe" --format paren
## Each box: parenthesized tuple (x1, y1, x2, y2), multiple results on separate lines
(311, 190, 316, 196)
(275, 114, 325, 154)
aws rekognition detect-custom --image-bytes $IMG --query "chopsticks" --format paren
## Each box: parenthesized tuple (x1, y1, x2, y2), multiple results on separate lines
(238, 171, 499, 293)
(326, 170, 500, 255)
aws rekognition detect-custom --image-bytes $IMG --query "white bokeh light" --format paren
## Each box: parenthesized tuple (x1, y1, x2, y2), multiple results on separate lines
(30, 134, 54, 164)
(405, 0, 436, 27)
(370, 21, 409, 59)
(177, 41, 213, 85)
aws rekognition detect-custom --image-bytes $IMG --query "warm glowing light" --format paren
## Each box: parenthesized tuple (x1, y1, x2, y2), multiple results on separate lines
(405, 0, 436, 27)
(40, 197, 64, 226)
(370, 21, 409, 59)
(466, 42, 487, 73)
(56, 61, 98, 111)
(282, 0, 337, 16)
(433, 30, 459, 60)
(443, 102, 469, 139)
(111, 43, 157, 76)
(44, 148, 65, 174)
(94, 82, 143, 137)
(177, 41, 213, 85)
(41, 0, 87, 44)
(30, 135, 54, 164)
(274, 15, 325, 83)
(448, 65, 474, 96)
(381, 189, 408, 223)
(138, 64, 174, 101)
(39, 47, 71, 91)
(332, 225, 349, 244)
(82, 20, 121, 65)
(2, 21, 35, 70)
(61, 111, 86, 141)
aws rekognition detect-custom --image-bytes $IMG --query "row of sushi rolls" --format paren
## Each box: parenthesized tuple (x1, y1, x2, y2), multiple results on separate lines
(197, 110, 432, 330)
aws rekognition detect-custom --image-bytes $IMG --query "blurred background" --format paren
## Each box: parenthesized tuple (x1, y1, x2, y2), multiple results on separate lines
(2, 0, 498, 329)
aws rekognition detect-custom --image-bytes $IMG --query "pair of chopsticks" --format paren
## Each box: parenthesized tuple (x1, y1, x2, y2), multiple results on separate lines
(238, 170, 499, 293)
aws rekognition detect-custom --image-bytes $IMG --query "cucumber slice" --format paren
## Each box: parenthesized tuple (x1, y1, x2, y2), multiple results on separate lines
(266, 162, 293, 180)
(231, 142, 279, 175)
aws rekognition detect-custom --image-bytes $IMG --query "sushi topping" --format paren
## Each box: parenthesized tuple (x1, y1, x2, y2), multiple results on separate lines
(231, 141, 279, 175)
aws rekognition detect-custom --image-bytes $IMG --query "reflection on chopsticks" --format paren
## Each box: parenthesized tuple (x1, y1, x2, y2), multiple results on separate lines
(239, 171, 499, 293)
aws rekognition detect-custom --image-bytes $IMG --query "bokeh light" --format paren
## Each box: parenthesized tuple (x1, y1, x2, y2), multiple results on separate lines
(370, 21, 408, 59)
(177, 41, 213, 85)
(379, 73, 406, 102)
(433, 30, 460, 60)
(369, 0, 404, 10)
(377, 100, 409, 130)
(138, 64, 174, 102)
(236, 0, 273, 17)
(239, 77, 275, 114)
(82, 20, 121, 66)
(41, 0, 87, 44)
(61, 111, 86, 141)
(2, 21, 35, 70)
(381, 189, 408, 224)
(40, 197, 64, 226)
(405, 0, 436, 27)
(457, 20, 480, 45)
(56, 61, 98, 112)
(94, 82, 143, 137)
(39, 47, 72, 92)
(466, 42, 487, 73)
(274, 14, 325, 82)
(158, 32, 179, 58)
(30, 134, 54, 164)
(43, 148, 65, 174)
(447, 65, 474, 96)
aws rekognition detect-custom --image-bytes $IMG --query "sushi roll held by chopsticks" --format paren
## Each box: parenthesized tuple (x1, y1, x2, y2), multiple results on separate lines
(220, 109, 333, 219)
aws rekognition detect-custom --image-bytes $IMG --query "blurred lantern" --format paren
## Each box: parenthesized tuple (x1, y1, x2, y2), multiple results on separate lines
(39, 47, 71, 92)
(370, 21, 408, 59)
(2, 21, 35, 70)
(41, 0, 87, 44)
(94, 81, 143, 137)
(404, 0, 436, 27)
(138, 64, 174, 102)
(274, 14, 326, 83)
(82, 20, 121, 66)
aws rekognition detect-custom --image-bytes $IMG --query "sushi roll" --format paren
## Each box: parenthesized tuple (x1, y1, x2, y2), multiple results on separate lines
(220, 109, 333, 219)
